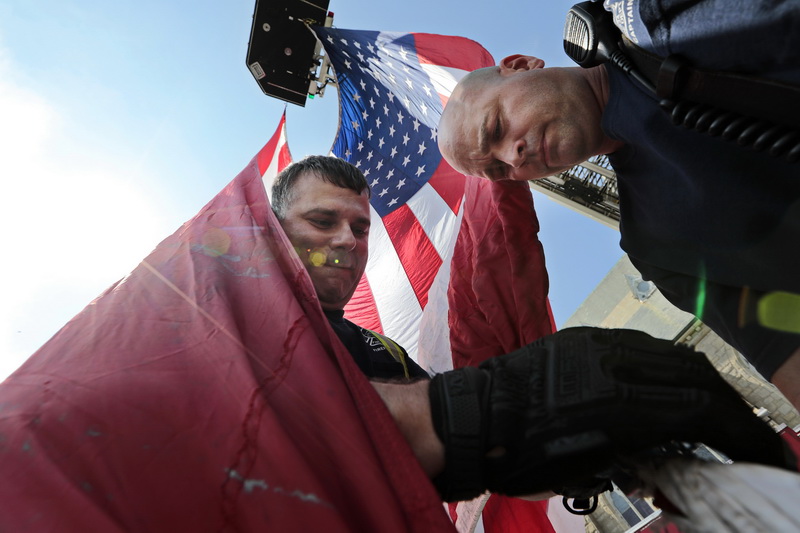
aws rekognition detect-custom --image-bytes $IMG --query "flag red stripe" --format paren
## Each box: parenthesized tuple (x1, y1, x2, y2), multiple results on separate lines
(382, 204, 442, 310)
(346, 274, 384, 334)
(256, 113, 287, 175)
(482, 496, 555, 533)
(427, 159, 466, 215)
(278, 142, 292, 170)
(412, 33, 495, 71)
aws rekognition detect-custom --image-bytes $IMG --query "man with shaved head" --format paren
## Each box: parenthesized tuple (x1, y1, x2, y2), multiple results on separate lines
(438, 55, 620, 182)
(438, 1, 800, 412)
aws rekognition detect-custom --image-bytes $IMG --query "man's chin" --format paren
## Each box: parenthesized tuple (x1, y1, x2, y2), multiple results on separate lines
(320, 302, 346, 312)
(315, 286, 359, 311)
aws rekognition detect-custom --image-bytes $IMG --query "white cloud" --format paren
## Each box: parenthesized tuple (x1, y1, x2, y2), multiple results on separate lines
(0, 47, 170, 380)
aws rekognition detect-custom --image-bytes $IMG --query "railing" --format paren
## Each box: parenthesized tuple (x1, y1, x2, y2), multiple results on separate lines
(529, 155, 621, 226)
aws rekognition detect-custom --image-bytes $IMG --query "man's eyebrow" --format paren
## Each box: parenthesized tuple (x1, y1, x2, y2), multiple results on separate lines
(304, 207, 337, 217)
(476, 97, 498, 156)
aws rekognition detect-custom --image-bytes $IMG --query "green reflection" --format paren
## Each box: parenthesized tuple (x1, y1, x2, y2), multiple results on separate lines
(758, 292, 800, 333)
(695, 270, 707, 320)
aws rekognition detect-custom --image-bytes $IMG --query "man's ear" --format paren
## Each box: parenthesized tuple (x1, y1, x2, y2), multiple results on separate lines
(499, 55, 546, 74)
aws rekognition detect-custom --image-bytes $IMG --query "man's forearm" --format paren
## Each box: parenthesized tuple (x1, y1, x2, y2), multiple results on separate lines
(371, 380, 445, 478)
(371, 379, 554, 501)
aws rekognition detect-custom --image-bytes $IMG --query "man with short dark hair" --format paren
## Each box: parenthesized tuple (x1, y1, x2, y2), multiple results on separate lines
(272, 155, 428, 380)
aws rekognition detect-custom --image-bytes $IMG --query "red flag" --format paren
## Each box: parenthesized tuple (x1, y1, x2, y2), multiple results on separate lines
(255, 111, 292, 177)
(0, 120, 455, 531)
(449, 177, 554, 365)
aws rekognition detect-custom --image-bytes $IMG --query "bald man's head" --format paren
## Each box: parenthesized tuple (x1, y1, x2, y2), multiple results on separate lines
(438, 66, 500, 174)
(438, 56, 616, 181)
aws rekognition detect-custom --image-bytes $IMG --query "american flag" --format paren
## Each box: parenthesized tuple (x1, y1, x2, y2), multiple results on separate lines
(256, 27, 582, 533)
(311, 27, 493, 373)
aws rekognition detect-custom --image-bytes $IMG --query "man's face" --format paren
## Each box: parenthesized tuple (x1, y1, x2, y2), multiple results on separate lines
(278, 172, 370, 311)
(438, 55, 607, 182)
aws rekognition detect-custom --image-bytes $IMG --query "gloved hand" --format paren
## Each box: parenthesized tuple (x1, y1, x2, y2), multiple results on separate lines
(428, 327, 796, 502)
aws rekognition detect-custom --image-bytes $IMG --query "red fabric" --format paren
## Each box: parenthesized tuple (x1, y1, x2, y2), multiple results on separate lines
(482, 496, 556, 533)
(447, 176, 556, 530)
(779, 427, 800, 468)
(449, 177, 553, 364)
(639, 516, 685, 533)
(0, 158, 454, 532)
(413, 33, 495, 71)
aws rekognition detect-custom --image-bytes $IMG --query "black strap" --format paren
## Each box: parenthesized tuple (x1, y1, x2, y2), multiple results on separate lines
(619, 35, 800, 129)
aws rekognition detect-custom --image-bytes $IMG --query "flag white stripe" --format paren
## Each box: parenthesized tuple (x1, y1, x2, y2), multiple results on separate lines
(421, 64, 471, 100)
(405, 182, 462, 260)
(416, 199, 465, 374)
(261, 129, 287, 200)
(364, 204, 424, 354)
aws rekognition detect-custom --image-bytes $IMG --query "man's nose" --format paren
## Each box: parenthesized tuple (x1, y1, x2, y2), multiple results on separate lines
(499, 139, 527, 168)
(331, 224, 357, 250)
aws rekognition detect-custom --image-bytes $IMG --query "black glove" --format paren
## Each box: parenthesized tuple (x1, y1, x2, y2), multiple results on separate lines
(429, 327, 796, 502)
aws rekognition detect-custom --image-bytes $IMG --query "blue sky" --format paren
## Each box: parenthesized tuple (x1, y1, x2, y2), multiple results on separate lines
(0, 0, 622, 379)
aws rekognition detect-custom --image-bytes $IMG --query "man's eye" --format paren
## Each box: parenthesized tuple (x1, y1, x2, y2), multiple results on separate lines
(310, 219, 333, 228)
(353, 227, 369, 236)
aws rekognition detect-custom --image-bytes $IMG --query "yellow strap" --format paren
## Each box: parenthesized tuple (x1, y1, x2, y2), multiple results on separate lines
(367, 330, 410, 379)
